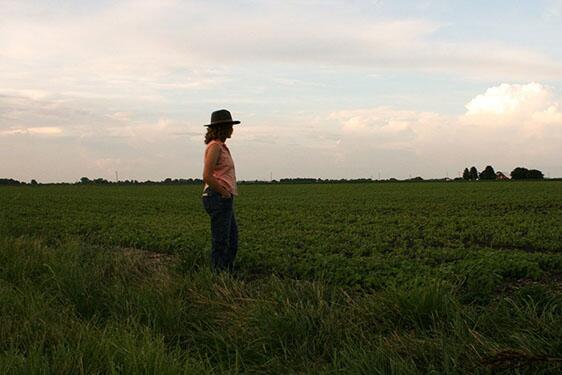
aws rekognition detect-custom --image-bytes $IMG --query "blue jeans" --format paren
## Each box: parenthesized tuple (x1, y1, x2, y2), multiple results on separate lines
(202, 188, 238, 272)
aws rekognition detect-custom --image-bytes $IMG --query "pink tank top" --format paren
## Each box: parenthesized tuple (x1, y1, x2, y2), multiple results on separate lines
(204, 140, 238, 196)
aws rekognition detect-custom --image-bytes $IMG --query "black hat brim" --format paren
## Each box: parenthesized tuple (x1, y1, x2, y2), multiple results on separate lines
(203, 120, 240, 127)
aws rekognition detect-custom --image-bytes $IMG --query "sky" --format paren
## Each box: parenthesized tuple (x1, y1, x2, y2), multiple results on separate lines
(1, 0, 562, 182)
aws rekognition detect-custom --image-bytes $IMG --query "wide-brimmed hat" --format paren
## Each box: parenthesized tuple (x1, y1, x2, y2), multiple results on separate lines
(204, 109, 241, 127)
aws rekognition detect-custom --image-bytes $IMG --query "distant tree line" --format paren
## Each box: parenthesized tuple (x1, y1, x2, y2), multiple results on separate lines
(248, 176, 461, 184)
(78, 177, 204, 185)
(462, 166, 544, 181)
(0, 178, 25, 185)
(0, 177, 205, 186)
(0, 166, 552, 186)
(273, 178, 374, 184)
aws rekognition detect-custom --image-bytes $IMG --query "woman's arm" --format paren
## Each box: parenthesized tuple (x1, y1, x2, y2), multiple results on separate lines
(203, 143, 232, 198)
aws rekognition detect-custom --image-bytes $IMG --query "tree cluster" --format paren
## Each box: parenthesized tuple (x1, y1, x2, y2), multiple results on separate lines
(462, 165, 545, 181)
(0, 178, 25, 185)
(462, 166, 481, 181)
(80, 177, 111, 184)
(510, 167, 544, 180)
(479, 166, 496, 180)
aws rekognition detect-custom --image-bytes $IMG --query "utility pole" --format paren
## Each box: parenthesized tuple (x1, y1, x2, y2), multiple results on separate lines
(270, 171, 272, 182)
(115, 171, 119, 182)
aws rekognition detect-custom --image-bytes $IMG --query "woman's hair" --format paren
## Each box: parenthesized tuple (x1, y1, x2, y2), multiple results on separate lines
(204, 125, 232, 144)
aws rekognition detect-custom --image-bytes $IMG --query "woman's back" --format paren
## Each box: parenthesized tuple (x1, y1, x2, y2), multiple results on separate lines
(204, 140, 237, 196)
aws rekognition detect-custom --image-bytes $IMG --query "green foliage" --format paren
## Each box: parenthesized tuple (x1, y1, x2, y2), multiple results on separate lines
(469, 166, 479, 180)
(2, 237, 562, 373)
(528, 169, 545, 179)
(1, 182, 561, 289)
(1, 182, 562, 372)
(480, 165, 496, 180)
(511, 167, 545, 180)
(0, 178, 24, 185)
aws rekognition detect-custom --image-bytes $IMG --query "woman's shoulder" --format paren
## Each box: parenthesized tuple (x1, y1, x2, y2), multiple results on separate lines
(206, 140, 224, 149)
(205, 140, 223, 157)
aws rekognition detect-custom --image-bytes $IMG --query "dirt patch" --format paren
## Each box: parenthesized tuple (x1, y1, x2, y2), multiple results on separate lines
(121, 247, 176, 262)
(497, 273, 562, 295)
(482, 348, 562, 370)
(116, 247, 178, 281)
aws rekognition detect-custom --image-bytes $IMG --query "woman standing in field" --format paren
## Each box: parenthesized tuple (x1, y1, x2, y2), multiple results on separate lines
(201, 109, 240, 272)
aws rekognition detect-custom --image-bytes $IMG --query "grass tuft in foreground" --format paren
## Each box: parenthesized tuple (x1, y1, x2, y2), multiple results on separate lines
(1, 236, 562, 374)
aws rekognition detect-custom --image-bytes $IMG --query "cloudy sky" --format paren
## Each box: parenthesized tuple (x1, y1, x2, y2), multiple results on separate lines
(1, 0, 562, 182)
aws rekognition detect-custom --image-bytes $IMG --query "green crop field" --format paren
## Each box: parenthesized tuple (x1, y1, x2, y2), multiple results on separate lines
(1, 182, 562, 373)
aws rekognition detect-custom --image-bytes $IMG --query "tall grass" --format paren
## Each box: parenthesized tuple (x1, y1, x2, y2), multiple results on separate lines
(1, 236, 562, 373)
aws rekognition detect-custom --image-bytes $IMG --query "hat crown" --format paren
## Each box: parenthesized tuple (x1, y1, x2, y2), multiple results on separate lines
(204, 109, 240, 127)
(211, 109, 233, 124)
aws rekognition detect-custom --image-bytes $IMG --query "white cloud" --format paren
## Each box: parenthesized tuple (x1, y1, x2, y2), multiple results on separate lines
(0, 91, 198, 141)
(331, 108, 439, 135)
(465, 83, 551, 116)
(543, 0, 562, 20)
(532, 104, 562, 125)
(1, 81, 561, 181)
(1, 1, 561, 94)
(461, 83, 562, 141)
(1, 2, 562, 180)
(105, 117, 193, 147)
(327, 83, 562, 178)
(0, 126, 63, 136)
